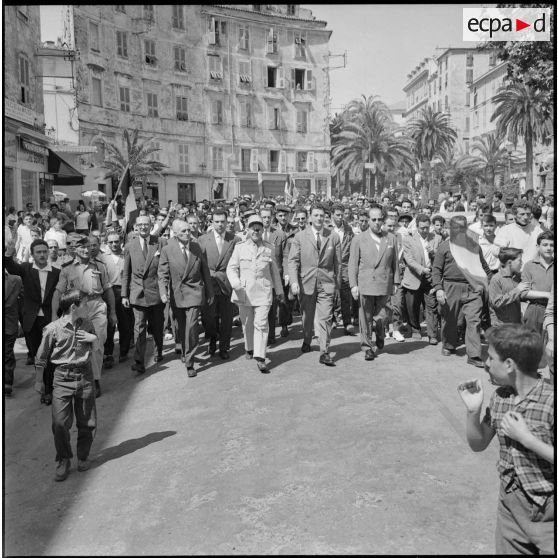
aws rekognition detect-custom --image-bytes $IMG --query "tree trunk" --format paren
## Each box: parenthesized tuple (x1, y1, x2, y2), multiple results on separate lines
(525, 129, 533, 191)
(362, 165, 366, 196)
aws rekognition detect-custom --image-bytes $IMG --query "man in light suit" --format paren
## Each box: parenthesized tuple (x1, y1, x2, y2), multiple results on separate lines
(260, 207, 288, 343)
(331, 204, 355, 335)
(349, 205, 400, 361)
(288, 204, 341, 366)
(401, 213, 441, 345)
(122, 215, 167, 374)
(159, 219, 213, 378)
(198, 208, 240, 360)
(227, 215, 284, 373)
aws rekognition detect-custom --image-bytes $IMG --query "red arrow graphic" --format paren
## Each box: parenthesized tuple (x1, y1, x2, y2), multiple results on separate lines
(516, 18, 530, 31)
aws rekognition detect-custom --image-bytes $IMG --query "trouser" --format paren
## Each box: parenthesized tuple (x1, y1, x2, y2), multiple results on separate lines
(238, 304, 270, 360)
(268, 293, 278, 340)
(359, 294, 389, 350)
(391, 286, 406, 331)
(132, 303, 165, 369)
(174, 305, 200, 368)
(523, 303, 546, 336)
(4, 332, 17, 386)
(51, 367, 97, 462)
(202, 293, 234, 351)
(85, 299, 108, 381)
(27, 315, 55, 394)
(300, 284, 334, 354)
(402, 278, 438, 339)
(333, 280, 352, 328)
(440, 281, 483, 359)
(278, 282, 293, 326)
(495, 485, 554, 555)
(104, 286, 134, 358)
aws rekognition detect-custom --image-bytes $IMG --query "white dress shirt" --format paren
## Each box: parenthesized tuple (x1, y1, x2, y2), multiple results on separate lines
(32, 262, 52, 316)
(368, 229, 381, 251)
(333, 225, 344, 244)
(214, 230, 224, 254)
(418, 234, 431, 269)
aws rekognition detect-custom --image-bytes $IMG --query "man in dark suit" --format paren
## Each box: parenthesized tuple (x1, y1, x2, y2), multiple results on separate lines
(349, 205, 400, 361)
(158, 219, 214, 377)
(260, 207, 288, 343)
(4, 239, 60, 402)
(122, 215, 167, 374)
(198, 208, 240, 359)
(331, 204, 355, 335)
(4, 270, 23, 395)
(288, 203, 341, 366)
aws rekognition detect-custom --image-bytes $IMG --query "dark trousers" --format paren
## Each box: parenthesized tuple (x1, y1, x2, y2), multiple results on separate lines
(28, 316, 55, 395)
(104, 286, 134, 358)
(52, 368, 97, 461)
(268, 294, 278, 340)
(4, 332, 17, 386)
(132, 303, 165, 369)
(202, 293, 234, 351)
(278, 282, 293, 326)
(402, 278, 438, 339)
(440, 281, 483, 358)
(359, 294, 389, 350)
(333, 280, 353, 327)
(174, 305, 201, 367)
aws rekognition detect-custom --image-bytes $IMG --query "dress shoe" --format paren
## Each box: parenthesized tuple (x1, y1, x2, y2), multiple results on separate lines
(376, 337, 384, 350)
(209, 338, 217, 355)
(319, 353, 335, 366)
(95, 380, 101, 398)
(44, 393, 52, 406)
(4, 384, 13, 396)
(301, 342, 311, 353)
(245, 350, 254, 360)
(429, 337, 439, 346)
(103, 355, 114, 370)
(153, 353, 164, 363)
(187, 367, 197, 378)
(280, 326, 289, 337)
(467, 356, 485, 368)
(181, 355, 186, 364)
(268, 337, 276, 346)
(131, 362, 145, 374)
(365, 349, 375, 361)
(55, 458, 71, 482)
(174, 345, 182, 355)
(118, 354, 129, 363)
(26, 356, 34, 366)
(344, 324, 355, 336)
(256, 359, 270, 374)
(77, 459, 90, 472)
(441, 348, 455, 356)
(219, 350, 230, 360)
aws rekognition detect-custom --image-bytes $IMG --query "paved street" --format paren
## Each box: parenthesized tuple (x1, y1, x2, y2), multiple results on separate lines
(4, 320, 506, 555)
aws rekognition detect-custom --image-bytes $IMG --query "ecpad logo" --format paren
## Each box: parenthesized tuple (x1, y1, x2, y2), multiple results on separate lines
(463, 8, 551, 42)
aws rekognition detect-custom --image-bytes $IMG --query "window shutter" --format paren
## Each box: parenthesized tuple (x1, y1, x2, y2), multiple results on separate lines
(211, 100, 218, 124)
(279, 150, 286, 173)
(266, 28, 274, 53)
(306, 70, 313, 90)
(296, 110, 302, 133)
(308, 151, 315, 172)
(267, 105, 274, 129)
(209, 18, 216, 45)
(263, 64, 268, 87)
(246, 102, 252, 127)
(239, 99, 245, 125)
(277, 66, 285, 88)
(291, 68, 296, 89)
(250, 148, 258, 172)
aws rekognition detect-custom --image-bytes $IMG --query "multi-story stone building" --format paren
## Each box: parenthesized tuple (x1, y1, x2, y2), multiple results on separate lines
(4, 5, 53, 209)
(72, 4, 332, 204)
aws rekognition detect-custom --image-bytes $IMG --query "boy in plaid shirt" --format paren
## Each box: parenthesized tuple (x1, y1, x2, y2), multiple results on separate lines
(458, 324, 554, 554)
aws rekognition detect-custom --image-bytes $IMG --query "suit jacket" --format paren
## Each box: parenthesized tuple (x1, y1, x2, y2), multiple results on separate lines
(198, 231, 240, 297)
(263, 227, 287, 278)
(348, 230, 400, 296)
(288, 227, 341, 295)
(3, 257, 60, 331)
(401, 231, 441, 290)
(122, 235, 166, 306)
(4, 272, 23, 335)
(158, 238, 213, 308)
(332, 223, 355, 282)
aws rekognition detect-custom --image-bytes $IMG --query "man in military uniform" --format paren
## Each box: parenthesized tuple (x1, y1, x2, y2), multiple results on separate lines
(52, 236, 116, 397)
(226, 214, 284, 373)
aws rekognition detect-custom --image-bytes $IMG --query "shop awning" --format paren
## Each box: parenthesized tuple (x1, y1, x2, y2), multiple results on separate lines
(47, 149, 84, 186)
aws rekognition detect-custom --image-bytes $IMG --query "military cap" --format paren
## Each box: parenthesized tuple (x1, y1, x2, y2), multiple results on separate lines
(247, 214, 264, 228)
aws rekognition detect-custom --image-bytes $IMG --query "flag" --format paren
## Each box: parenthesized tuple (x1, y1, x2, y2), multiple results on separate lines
(257, 171, 263, 200)
(284, 173, 292, 203)
(114, 165, 137, 233)
(292, 177, 299, 201)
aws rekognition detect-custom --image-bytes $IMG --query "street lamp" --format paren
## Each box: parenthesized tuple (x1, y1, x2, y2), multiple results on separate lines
(505, 140, 514, 197)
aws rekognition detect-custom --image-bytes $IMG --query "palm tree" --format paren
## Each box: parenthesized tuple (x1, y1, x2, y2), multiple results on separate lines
(491, 83, 553, 190)
(331, 95, 414, 197)
(103, 128, 167, 185)
(406, 107, 457, 198)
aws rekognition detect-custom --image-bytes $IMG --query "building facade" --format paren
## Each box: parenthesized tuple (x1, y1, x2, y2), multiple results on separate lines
(4, 5, 53, 210)
(72, 4, 332, 204)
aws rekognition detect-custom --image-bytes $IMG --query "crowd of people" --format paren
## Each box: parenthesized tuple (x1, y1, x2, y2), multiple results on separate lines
(3, 187, 554, 475)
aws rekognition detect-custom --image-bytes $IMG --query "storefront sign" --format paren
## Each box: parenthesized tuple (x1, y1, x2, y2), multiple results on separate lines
(21, 139, 49, 156)
(4, 97, 44, 127)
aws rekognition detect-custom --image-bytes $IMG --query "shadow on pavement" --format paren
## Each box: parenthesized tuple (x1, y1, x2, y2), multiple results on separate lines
(91, 430, 177, 468)
(381, 340, 428, 355)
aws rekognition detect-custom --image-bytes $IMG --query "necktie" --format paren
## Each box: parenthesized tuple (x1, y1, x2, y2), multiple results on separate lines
(316, 232, 321, 252)
(181, 243, 189, 264)
(142, 239, 148, 259)
(264, 230, 269, 242)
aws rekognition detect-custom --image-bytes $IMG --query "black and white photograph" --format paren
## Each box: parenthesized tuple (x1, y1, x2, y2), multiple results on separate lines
(3, 3, 555, 555)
